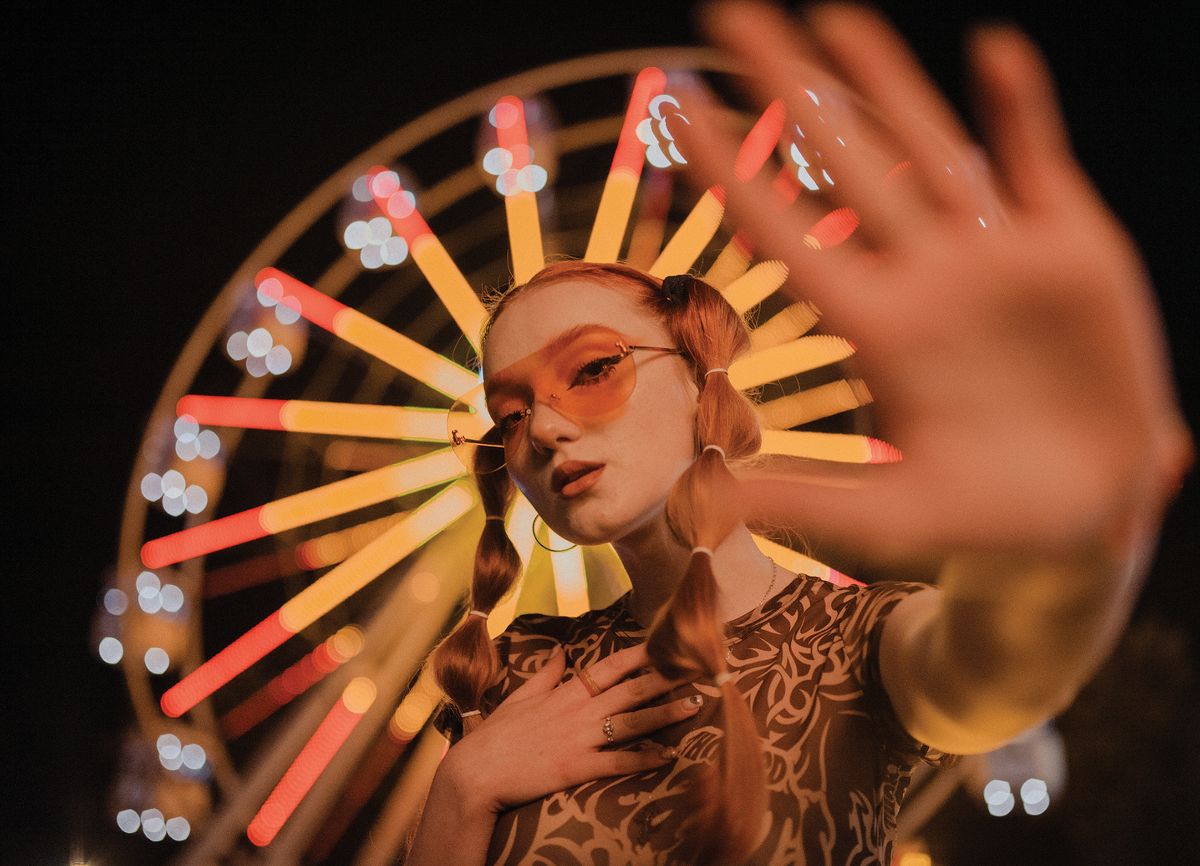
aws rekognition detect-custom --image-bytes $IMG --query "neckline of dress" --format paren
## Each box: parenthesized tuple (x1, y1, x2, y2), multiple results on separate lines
(606, 573, 814, 644)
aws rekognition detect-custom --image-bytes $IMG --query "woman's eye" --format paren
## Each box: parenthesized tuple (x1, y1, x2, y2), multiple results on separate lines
(496, 409, 528, 436)
(572, 354, 622, 387)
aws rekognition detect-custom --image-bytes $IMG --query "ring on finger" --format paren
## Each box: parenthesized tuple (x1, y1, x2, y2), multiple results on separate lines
(602, 716, 616, 744)
(577, 665, 603, 698)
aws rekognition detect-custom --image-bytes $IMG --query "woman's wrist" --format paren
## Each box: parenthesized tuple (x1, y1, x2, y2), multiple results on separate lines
(435, 742, 500, 819)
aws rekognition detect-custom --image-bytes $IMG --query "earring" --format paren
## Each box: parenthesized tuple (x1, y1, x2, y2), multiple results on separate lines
(532, 514, 578, 552)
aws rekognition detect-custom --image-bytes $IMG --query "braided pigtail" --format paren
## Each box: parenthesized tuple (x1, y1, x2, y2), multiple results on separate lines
(431, 434, 521, 733)
(645, 274, 768, 864)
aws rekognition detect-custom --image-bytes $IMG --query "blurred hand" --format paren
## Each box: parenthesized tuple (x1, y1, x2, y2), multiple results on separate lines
(681, 1, 1191, 561)
(443, 643, 699, 814)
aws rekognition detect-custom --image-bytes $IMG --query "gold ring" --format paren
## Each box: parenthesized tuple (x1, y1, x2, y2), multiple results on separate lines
(576, 665, 602, 698)
(602, 716, 616, 743)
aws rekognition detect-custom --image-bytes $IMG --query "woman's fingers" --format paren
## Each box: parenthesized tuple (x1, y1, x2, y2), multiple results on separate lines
(605, 695, 704, 745)
(592, 669, 687, 717)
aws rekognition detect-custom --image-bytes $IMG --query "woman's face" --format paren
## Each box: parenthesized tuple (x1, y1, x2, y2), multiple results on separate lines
(483, 279, 699, 545)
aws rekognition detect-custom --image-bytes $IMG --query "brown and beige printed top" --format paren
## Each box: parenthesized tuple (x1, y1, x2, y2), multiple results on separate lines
(435, 574, 952, 865)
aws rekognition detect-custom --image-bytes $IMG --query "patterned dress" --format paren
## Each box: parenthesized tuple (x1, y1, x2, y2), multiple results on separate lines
(435, 575, 952, 865)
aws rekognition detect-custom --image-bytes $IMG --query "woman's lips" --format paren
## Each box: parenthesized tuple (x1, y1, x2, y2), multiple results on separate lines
(557, 465, 605, 497)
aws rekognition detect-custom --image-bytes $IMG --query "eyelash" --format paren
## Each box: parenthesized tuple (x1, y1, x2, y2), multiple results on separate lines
(494, 353, 624, 436)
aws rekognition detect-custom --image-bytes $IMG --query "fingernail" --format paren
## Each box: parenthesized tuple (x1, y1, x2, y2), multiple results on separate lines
(687, 695, 704, 708)
(659, 746, 679, 760)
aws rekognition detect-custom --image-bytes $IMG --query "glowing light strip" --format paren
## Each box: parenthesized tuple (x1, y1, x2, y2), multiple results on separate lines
(756, 379, 873, 429)
(721, 260, 789, 314)
(803, 207, 859, 250)
(759, 430, 902, 464)
(492, 96, 545, 282)
(246, 677, 378, 847)
(142, 449, 464, 568)
(748, 302, 820, 352)
(752, 535, 863, 587)
(177, 395, 451, 442)
(221, 626, 364, 739)
(545, 526, 588, 617)
(159, 483, 475, 717)
(650, 101, 786, 278)
(728, 335, 855, 390)
(705, 165, 801, 288)
(388, 665, 444, 741)
(585, 66, 667, 262)
(364, 168, 487, 351)
(485, 495, 536, 637)
(256, 268, 478, 398)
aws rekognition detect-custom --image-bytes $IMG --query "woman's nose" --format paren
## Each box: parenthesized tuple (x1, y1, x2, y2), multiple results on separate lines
(525, 399, 582, 454)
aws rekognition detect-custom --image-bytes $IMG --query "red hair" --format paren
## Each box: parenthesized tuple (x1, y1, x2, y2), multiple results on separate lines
(432, 261, 767, 863)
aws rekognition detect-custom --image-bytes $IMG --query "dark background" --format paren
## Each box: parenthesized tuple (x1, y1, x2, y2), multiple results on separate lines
(7, 1, 1197, 863)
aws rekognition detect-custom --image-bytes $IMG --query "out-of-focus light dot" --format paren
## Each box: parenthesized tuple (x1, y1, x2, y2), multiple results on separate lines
(517, 165, 547, 193)
(175, 438, 200, 461)
(509, 143, 534, 165)
(805, 88, 820, 105)
(898, 854, 932, 866)
(98, 637, 124, 664)
(144, 822, 167, 842)
(139, 592, 163, 614)
(370, 170, 400, 198)
(257, 275, 283, 304)
(197, 430, 220, 459)
(226, 330, 249, 361)
(978, 216, 988, 229)
(351, 175, 372, 202)
(408, 569, 439, 603)
(1024, 792, 1050, 815)
(482, 147, 512, 175)
(360, 245, 384, 270)
(274, 296, 301, 325)
(329, 625, 365, 661)
(173, 415, 199, 442)
(160, 753, 183, 771)
(141, 473, 163, 502)
(822, 169, 834, 186)
(246, 327, 273, 358)
(160, 584, 184, 613)
(987, 792, 1016, 817)
(386, 190, 416, 219)
(265, 345, 292, 376)
(184, 484, 209, 514)
(157, 733, 181, 758)
(181, 743, 207, 769)
(161, 470, 186, 498)
(496, 170, 519, 196)
(1020, 778, 1047, 803)
(145, 647, 170, 675)
(367, 216, 391, 244)
(343, 220, 370, 250)
(141, 808, 164, 831)
(489, 102, 518, 129)
(245, 354, 269, 378)
(380, 236, 409, 266)
(166, 816, 191, 841)
(162, 494, 187, 517)
(982, 779, 1011, 805)
(836, 136, 846, 147)
(136, 571, 161, 596)
(103, 588, 128, 615)
(116, 808, 140, 833)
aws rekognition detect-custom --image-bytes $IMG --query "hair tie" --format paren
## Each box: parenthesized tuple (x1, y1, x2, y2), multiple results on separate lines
(485, 515, 505, 522)
(702, 444, 726, 459)
(468, 609, 489, 619)
(703, 367, 728, 378)
(714, 671, 734, 687)
(460, 709, 482, 718)
(660, 274, 692, 306)
(691, 546, 714, 557)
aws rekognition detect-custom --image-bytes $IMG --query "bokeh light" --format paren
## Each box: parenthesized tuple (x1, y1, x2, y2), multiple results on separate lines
(145, 647, 170, 675)
(116, 808, 140, 833)
(102, 588, 128, 615)
(98, 637, 124, 664)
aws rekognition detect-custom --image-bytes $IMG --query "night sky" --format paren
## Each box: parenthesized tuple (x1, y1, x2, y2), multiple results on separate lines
(8, 1, 1197, 863)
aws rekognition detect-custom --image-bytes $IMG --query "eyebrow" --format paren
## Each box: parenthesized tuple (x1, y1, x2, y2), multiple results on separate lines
(485, 323, 615, 393)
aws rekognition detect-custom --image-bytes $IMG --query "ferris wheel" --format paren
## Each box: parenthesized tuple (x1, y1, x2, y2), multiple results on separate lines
(95, 46, 898, 863)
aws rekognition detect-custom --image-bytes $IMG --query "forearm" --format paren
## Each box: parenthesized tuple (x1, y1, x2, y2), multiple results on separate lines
(406, 755, 498, 866)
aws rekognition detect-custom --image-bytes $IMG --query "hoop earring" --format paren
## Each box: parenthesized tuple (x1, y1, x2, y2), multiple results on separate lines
(532, 514, 577, 552)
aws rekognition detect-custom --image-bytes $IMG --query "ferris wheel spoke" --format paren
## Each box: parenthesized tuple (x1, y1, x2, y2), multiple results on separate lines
(586, 66, 668, 263)
(756, 379, 873, 429)
(141, 449, 465, 569)
(256, 268, 480, 398)
(728, 334, 856, 389)
(751, 534, 863, 588)
(759, 429, 901, 464)
(749, 301, 820, 351)
(720, 259, 789, 313)
(159, 482, 476, 718)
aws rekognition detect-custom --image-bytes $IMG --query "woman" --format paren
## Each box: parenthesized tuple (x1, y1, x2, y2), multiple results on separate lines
(407, 3, 1191, 864)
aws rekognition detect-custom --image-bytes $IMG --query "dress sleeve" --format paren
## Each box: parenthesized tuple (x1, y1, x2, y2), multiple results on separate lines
(835, 581, 956, 766)
(430, 613, 566, 746)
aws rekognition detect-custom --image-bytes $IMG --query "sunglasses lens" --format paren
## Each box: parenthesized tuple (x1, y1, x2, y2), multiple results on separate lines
(447, 384, 508, 474)
(547, 329, 637, 420)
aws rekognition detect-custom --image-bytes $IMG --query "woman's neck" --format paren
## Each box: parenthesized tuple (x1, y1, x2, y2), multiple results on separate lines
(612, 513, 783, 628)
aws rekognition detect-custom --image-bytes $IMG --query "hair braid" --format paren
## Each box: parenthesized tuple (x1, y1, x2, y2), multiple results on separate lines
(431, 434, 521, 733)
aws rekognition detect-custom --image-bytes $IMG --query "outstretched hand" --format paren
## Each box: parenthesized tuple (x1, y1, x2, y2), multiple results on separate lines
(682, 2, 1191, 561)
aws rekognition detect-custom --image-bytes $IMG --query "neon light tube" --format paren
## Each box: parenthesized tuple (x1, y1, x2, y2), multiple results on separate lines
(759, 430, 902, 464)
(178, 395, 452, 442)
(756, 379, 873, 429)
(492, 97, 545, 283)
(142, 449, 465, 568)
(721, 260, 789, 314)
(585, 67, 667, 263)
(751, 535, 862, 587)
(728, 335, 855, 390)
(748, 302, 820, 352)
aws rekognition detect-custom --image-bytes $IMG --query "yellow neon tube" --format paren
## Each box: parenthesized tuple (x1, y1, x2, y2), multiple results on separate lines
(721, 260, 789, 314)
(729, 335, 855, 390)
